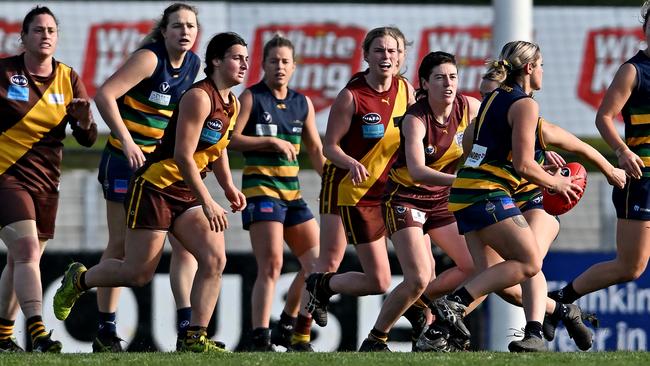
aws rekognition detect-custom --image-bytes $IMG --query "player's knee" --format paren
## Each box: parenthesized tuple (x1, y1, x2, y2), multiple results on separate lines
(198, 251, 226, 276)
(404, 273, 429, 295)
(258, 258, 283, 280)
(128, 270, 155, 287)
(521, 260, 541, 279)
(369, 272, 392, 294)
(9, 239, 41, 264)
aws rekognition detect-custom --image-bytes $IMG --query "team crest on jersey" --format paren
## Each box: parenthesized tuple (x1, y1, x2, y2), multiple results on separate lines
(425, 145, 436, 155)
(10, 74, 28, 86)
(159, 81, 170, 93)
(454, 132, 464, 146)
(262, 111, 273, 123)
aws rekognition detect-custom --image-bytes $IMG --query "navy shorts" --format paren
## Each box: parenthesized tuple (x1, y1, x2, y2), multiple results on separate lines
(454, 196, 522, 234)
(242, 196, 314, 230)
(98, 149, 134, 203)
(613, 177, 650, 220)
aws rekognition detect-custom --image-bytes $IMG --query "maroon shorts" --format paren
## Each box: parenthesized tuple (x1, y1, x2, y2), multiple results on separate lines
(383, 193, 455, 237)
(339, 204, 386, 245)
(0, 177, 58, 240)
(125, 176, 201, 231)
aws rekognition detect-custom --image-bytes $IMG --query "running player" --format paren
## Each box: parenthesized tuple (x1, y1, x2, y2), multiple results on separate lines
(305, 27, 415, 332)
(0, 6, 96, 353)
(436, 41, 583, 352)
(358, 51, 480, 352)
(229, 34, 323, 352)
(93, 3, 201, 352)
(53, 32, 248, 353)
(550, 0, 650, 316)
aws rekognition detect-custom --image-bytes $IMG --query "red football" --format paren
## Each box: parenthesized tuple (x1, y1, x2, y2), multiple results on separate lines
(542, 162, 587, 215)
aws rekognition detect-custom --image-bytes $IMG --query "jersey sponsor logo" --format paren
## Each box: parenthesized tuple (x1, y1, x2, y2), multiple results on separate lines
(578, 27, 643, 119)
(49, 93, 65, 105)
(200, 119, 224, 144)
(148, 90, 171, 106)
(411, 208, 426, 224)
(256, 124, 278, 136)
(464, 144, 487, 167)
(159, 81, 170, 93)
(362, 113, 381, 124)
(10, 74, 28, 87)
(0, 20, 21, 57)
(7, 85, 28, 101)
(417, 25, 491, 100)
(247, 24, 366, 113)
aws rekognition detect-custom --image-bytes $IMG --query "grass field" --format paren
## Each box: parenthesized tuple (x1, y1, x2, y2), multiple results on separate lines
(0, 351, 649, 366)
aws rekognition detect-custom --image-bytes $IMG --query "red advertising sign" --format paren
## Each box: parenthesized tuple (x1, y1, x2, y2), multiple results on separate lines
(0, 20, 22, 58)
(81, 21, 153, 96)
(417, 26, 492, 99)
(248, 24, 367, 113)
(578, 28, 644, 114)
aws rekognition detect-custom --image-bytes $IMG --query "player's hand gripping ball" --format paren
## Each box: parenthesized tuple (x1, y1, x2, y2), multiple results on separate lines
(542, 162, 587, 215)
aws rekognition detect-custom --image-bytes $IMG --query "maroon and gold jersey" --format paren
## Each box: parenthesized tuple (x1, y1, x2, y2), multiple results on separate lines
(323, 73, 408, 207)
(140, 78, 238, 189)
(387, 94, 469, 201)
(0, 54, 97, 193)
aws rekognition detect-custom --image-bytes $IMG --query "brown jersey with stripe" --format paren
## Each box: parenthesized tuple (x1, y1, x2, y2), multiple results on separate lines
(387, 94, 469, 203)
(0, 55, 97, 194)
(140, 78, 238, 189)
(322, 73, 408, 207)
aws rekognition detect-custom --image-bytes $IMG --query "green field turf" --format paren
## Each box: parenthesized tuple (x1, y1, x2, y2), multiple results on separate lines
(0, 351, 649, 366)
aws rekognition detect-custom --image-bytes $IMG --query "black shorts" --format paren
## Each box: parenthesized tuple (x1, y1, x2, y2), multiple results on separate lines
(613, 177, 650, 220)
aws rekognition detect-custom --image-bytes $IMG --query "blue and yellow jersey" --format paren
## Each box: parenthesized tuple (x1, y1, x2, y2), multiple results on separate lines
(512, 120, 547, 206)
(623, 50, 650, 177)
(140, 78, 237, 189)
(240, 81, 308, 201)
(108, 41, 200, 156)
(449, 83, 534, 212)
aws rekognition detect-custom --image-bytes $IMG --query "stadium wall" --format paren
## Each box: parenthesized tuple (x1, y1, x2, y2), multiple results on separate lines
(0, 1, 643, 136)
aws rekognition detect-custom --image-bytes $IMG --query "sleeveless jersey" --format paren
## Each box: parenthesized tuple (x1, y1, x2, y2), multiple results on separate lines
(0, 54, 97, 193)
(387, 94, 470, 199)
(140, 78, 238, 189)
(108, 41, 200, 155)
(322, 73, 409, 206)
(241, 81, 308, 201)
(512, 118, 547, 204)
(449, 83, 535, 211)
(623, 50, 650, 177)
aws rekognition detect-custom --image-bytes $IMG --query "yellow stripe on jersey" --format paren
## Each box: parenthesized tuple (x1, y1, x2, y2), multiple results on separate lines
(630, 114, 650, 125)
(626, 136, 650, 147)
(452, 177, 511, 192)
(448, 201, 472, 211)
(642, 156, 650, 166)
(108, 135, 157, 153)
(123, 119, 165, 140)
(337, 79, 407, 206)
(243, 165, 300, 177)
(242, 186, 302, 200)
(124, 95, 174, 118)
(0, 65, 73, 175)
